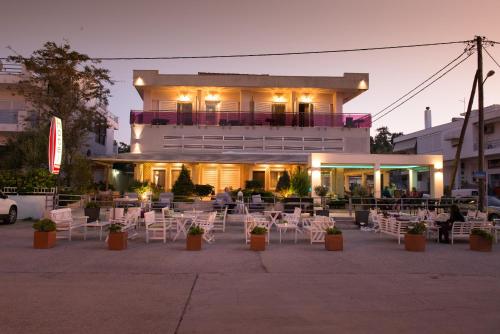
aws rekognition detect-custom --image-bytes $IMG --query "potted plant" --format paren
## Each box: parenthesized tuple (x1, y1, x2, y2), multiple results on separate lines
(469, 228, 493, 252)
(405, 222, 426, 252)
(108, 224, 127, 250)
(325, 227, 343, 251)
(187, 226, 204, 251)
(84, 201, 100, 223)
(250, 226, 267, 251)
(33, 219, 56, 249)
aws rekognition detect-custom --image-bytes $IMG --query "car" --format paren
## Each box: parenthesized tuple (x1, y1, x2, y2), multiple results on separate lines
(0, 191, 17, 224)
(487, 196, 500, 221)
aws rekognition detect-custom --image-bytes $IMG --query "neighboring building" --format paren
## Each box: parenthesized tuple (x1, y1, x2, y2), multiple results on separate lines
(94, 70, 443, 198)
(0, 62, 119, 157)
(393, 105, 500, 194)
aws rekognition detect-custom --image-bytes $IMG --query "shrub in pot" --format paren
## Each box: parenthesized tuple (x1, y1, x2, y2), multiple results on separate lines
(187, 226, 204, 251)
(33, 219, 57, 249)
(108, 224, 127, 250)
(84, 201, 101, 222)
(405, 222, 426, 252)
(469, 228, 493, 252)
(325, 227, 343, 251)
(250, 226, 267, 251)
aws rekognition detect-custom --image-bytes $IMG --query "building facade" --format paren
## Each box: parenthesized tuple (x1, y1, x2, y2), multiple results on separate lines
(393, 105, 500, 194)
(0, 62, 119, 157)
(116, 71, 375, 194)
(90, 70, 441, 198)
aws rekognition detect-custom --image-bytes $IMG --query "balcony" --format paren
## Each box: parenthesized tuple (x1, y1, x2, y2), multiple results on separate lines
(130, 110, 371, 128)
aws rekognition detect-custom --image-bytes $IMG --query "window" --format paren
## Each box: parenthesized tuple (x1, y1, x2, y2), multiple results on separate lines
(220, 167, 240, 191)
(252, 171, 266, 188)
(177, 102, 193, 125)
(270, 170, 284, 189)
(153, 170, 166, 189)
(298, 103, 313, 127)
(485, 123, 495, 134)
(94, 116, 107, 145)
(205, 101, 218, 125)
(271, 103, 286, 126)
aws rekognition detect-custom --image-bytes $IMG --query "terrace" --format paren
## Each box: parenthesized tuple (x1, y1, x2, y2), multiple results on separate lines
(1, 215, 499, 333)
(129, 110, 372, 128)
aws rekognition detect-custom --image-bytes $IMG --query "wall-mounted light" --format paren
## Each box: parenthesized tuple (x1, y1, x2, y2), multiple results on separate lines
(273, 94, 286, 103)
(358, 80, 368, 90)
(205, 93, 220, 102)
(300, 94, 312, 103)
(434, 161, 443, 171)
(134, 77, 145, 86)
(178, 94, 191, 102)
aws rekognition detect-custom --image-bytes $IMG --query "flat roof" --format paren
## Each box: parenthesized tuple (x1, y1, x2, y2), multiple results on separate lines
(92, 152, 309, 164)
(132, 71, 369, 102)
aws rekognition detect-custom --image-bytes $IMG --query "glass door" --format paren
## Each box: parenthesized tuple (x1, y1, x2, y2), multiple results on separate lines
(177, 102, 193, 125)
(298, 103, 313, 127)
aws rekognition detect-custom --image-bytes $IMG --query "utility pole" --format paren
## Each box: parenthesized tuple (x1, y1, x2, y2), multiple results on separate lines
(448, 70, 479, 193)
(476, 35, 485, 212)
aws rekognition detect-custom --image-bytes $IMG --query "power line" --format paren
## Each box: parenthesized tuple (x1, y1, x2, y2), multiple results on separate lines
(372, 51, 475, 123)
(484, 47, 500, 69)
(0, 40, 471, 61)
(371, 48, 472, 119)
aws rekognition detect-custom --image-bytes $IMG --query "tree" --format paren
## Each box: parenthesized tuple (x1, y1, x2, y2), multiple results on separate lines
(8, 41, 113, 186)
(171, 165, 194, 197)
(290, 168, 311, 197)
(370, 126, 403, 154)
(276, 170, 291, 195)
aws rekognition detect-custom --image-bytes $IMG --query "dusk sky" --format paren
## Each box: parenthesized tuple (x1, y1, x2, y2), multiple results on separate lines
(1, 0, 499, 143)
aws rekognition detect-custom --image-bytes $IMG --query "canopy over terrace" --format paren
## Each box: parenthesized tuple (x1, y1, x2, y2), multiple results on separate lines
(308, 153, 444, 198)
(91, 152, 309, 193)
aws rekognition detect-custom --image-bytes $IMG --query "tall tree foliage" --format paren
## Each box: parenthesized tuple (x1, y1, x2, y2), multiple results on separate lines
(370, 126, 403, 154)
(8, 41, 113, 184)
(290, 168, 311, 197)
(172, 165, 195, 197)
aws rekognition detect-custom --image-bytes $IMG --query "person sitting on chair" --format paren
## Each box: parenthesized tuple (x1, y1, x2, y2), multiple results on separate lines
(439, 204, 464, 243)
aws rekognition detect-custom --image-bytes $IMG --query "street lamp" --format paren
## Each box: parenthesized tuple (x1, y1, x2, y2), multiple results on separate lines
(483, 70, 495, 84)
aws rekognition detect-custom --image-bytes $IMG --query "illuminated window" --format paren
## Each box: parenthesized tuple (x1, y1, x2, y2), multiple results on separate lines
(153, 170, 166, 189)
(270, 171, 284, 189)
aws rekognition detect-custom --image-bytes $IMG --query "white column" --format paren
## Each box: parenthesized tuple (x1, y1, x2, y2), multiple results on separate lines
(311, 167, 321, 199)
(408, 169, 418, 191)
(374, 164, 381, 198)
(431, 167, 444, 198)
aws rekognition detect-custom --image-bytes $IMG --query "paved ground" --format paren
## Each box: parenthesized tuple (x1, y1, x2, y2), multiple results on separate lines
(1, 219, 500, 334)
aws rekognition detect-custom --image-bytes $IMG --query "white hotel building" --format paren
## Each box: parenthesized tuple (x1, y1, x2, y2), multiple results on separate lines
(96, 70, 443, 198)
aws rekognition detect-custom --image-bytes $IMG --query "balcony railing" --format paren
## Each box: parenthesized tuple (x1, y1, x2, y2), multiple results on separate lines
(130, 110, 371, 128)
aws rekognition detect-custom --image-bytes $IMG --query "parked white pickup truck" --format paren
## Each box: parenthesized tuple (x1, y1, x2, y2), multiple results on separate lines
(0, 191, 17, 224)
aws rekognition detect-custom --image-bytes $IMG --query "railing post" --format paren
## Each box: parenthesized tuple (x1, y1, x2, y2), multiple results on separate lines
(348, 197, 352, 216)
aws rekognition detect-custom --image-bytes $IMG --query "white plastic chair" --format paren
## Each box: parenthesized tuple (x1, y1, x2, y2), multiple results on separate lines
(144, 210, 170, 243)
(194, 212, 217, 243)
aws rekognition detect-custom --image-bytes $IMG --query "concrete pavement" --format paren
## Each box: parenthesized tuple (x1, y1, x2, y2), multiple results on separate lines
(1, 220, 499, 333)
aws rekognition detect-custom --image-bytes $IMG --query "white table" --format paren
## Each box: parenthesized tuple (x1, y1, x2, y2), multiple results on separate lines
(86, 220, 111, 241)
(264, 210, 282, 230)
(172, 213, 197, 241)
(276, 223, 298, 244)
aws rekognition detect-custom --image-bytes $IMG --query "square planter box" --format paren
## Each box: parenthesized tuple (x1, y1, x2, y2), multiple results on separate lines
(250, 234, 266, 251)
(405, 234, 426, 252)
(469, 235, 492, 252)
(108, 232, 127, 250)
(325, 234, 343, 251)
(34, 231, 56, 249)
(186, 234, 202, 251)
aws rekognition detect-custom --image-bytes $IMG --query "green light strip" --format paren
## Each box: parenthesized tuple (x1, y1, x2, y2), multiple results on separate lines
(321, 165, 374, 169)
(380, 165, 420, 169)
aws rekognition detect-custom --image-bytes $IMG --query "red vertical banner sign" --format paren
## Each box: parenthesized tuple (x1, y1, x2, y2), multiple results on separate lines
(48, 116, 63, 175)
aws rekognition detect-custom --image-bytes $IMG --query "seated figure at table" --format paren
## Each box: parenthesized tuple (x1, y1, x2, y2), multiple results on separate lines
(439, 204, 464, 243)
